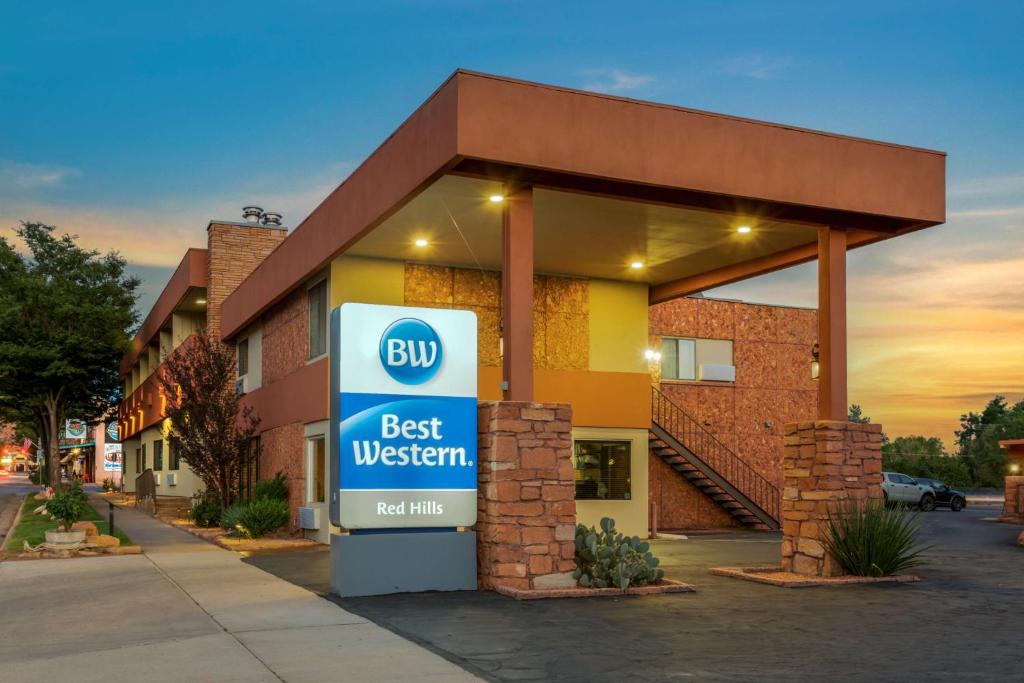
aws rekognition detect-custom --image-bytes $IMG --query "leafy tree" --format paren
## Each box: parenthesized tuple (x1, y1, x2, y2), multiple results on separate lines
(0, 223, 138, 486)
(158, 332, 259, 508)
(955, 396, 1023, 488)
(882, 435, 972, 487)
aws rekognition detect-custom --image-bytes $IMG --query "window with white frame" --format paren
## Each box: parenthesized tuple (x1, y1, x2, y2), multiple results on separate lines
(237, 337, 249, 376)
(660, 338, 696, 380)
(308, 279, 328, 359)
(306, 435, 326, 503)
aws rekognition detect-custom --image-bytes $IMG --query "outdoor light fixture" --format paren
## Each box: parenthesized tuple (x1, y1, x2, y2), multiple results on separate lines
(644, 348, 662, 361)
(195, 298, 207, 305)
(737, 225, 753, 234)
(811, 342, 820, 380)
(414, 238, 429, 248)
(630, 261, 644, 270)
(1011, 463, 1021, 474)
(488, 194, 505, 203)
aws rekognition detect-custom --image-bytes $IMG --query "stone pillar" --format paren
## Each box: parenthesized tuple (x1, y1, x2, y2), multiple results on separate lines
(476, 401, 576, 591)
(1004, 476, 1023, 521)
(781, 420, 883, 576)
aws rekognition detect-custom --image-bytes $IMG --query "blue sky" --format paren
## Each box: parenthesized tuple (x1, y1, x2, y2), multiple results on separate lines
(2, 1, 1023, 440)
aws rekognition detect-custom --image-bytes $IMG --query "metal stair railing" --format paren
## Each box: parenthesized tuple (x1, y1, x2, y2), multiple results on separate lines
(651, 385, 780, 527)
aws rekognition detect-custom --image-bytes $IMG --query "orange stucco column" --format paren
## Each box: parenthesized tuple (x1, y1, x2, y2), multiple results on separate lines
(502, 187, 534, 401)
(817, 226, 847, 420)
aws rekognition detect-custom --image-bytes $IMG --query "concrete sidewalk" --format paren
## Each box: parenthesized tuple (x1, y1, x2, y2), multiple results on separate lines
(0, 498, 477, 682)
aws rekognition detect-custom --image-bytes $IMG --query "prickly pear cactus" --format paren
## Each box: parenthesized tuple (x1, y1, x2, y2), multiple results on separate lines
(573, 517, 665, 591)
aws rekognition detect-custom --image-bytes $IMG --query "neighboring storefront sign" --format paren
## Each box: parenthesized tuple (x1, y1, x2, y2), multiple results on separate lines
(330, 303, 478, 529)
(106, 421, 121, 442)
(103, 443, 122, 472)
(65, 419, 87, 440)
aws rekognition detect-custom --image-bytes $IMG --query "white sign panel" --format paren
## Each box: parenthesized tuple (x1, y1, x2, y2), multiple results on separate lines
(330, 303, 478, 529)
(103, 443, 122, 472)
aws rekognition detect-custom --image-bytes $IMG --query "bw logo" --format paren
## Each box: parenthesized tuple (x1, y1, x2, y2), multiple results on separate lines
(379, 318, 443, 385)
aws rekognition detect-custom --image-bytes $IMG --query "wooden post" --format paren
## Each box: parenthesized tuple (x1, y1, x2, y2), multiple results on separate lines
(502, 187, 534, 401)
(817, 226, 847, 421)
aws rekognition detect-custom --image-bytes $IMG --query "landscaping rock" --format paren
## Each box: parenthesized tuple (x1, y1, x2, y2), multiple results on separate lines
(92, 534, 120, 548)
(71, 521, 99, 537)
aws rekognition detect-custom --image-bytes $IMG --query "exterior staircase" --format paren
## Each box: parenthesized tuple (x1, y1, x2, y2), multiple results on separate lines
(650, 386, 780, 530)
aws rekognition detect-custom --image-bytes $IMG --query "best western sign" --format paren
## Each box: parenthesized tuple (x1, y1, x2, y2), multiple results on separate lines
(329, 303, 477, 529)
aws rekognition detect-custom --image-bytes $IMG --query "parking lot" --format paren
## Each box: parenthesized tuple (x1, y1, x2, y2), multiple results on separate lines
(247, 507, 1022, 682)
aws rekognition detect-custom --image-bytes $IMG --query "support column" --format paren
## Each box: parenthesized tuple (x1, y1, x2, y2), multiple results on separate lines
(817, 226, 847, 421)
(502, 187, 534, 401)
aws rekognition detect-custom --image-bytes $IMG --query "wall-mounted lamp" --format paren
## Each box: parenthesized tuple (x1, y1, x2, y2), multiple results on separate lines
(644, 348, 662, 362)
(811, 342, 820, 381)
(1010, 463, 1021, 475)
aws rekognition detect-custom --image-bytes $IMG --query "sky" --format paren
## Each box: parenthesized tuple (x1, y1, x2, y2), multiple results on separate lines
(2, 1, 1022, 444)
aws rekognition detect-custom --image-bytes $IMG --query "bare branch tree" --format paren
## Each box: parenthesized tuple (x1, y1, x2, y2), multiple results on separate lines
(158, 332, 259, 507)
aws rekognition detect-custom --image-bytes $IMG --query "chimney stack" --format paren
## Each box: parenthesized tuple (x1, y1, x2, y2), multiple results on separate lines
(261, 211, 283, 227)
(242, 206, 263, 223)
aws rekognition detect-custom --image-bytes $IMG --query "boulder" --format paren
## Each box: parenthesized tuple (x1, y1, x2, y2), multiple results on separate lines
(71, 521, 99, 537)
(92, 534, 120, 548)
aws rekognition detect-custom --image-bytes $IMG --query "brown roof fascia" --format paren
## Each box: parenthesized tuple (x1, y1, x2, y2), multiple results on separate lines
(120, 248, 208, 377)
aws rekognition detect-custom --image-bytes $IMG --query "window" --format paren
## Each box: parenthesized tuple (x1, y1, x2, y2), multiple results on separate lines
(660, 338, 696, 380)
(237, 338, 249, 376)
(308, 279, 328, 359)
(660, 337, 733, 381)
(153, 440, 164, 471)
(135, 448, 141, 473)
(141, 444, 147, 471)
(238, 437, 261, 500)
(307, 436, 326, 503)
(573, 440, 631, 500)
(169, 441, 180, 470)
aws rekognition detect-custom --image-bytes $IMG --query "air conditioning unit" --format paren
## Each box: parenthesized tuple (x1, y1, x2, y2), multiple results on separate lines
(699, 363, 736, 382)
(153, 472, 161, 486)
(298, 506, 320, 530)
(235, 376, 246, 396)
(165, 472, 177, 487)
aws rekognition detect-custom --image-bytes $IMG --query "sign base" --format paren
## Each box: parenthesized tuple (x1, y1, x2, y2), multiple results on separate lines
(330, 530, 477, 598)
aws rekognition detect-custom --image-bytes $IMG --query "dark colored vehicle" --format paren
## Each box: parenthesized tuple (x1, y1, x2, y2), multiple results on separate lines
(914, 478, 967, 511)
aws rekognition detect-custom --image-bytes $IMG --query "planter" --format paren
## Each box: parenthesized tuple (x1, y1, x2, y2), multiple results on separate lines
(45, 529, 87, 545)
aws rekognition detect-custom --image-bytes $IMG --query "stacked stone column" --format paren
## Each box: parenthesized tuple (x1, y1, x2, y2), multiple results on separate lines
(475, 401, 577, 591)
(781, 420, 884, 576)
(1004, 476, 1023, 521)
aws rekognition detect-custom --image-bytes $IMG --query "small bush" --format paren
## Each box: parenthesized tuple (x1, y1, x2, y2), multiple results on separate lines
(573, 517, 664, 591)
(237, 498, 289, 539)
(823, 499, 930, 577)
(29, 470, 43, 485)
(253, 472, 289, 502)
(190, 493, 222, 528)
(46, 483, 87, 531)
(220, 502, 248, 533)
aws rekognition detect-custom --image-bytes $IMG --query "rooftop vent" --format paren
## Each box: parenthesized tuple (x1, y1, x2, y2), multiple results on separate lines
(261, 211, 283, 227)
(242, 206, 263, 223)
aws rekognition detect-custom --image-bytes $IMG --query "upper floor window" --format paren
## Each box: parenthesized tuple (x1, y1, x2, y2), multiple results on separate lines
(237, 338, 249, 376)
(660, 337, 734, 382)
(308, 279, 328, 359)
(153, 439, 164, 471)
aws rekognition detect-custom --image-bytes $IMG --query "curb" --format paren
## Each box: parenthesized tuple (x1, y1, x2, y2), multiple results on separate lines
(492, 578, 696, 600)
(0, 494, 28, 557)
(710, 565, 920, 588)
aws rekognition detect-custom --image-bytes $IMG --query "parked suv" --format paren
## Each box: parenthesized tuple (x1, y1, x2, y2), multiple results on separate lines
(913, 477, 967, 512)
(882, 472, 936, 511)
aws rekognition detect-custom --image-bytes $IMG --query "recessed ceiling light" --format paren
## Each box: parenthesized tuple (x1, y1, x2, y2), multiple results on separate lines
(488, 194, 505, 203)
(630, 261, 644, 270)
(414, 238, 429, 248)
(737, 225, 753, 234)
(195, 298, 206, 305)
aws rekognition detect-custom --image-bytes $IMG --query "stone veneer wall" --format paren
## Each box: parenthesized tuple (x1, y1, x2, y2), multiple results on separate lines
(1004, 476, 1023, 521)
(781, 420, 884, 576)
(206, 222, 287, 339)
(476, 401, 577, 591)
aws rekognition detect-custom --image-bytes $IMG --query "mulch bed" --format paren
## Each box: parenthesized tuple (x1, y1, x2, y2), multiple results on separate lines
(493, 578, 695, 600)
(710, 565, 920, 588)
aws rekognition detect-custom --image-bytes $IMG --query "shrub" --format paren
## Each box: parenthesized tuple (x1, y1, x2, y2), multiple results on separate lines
(190, 492, 222, 528)
(253, 472, 289, 502)
(823, 499, 930, 577)
(101, 477, 114, 492)
(573, 517, 664, 591)
(29, 470, 42, 485)
(46, 483, 87, 532)
(237, 498, 289, 539)
(220, 502, 248, 534)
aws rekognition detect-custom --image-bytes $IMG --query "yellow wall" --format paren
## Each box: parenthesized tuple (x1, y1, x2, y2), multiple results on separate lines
(121, 422, 201, 498)
(588, 279, 648, 374)
(330, 255, 404, 308)
(572, 427, 650, 538)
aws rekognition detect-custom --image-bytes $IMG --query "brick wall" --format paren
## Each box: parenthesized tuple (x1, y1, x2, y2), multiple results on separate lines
(206, 222, 286, 339)
(648, 296, 818, 530)
(476, 401, 577, 591)
(259, 422, 306, 531)
(1004, 476, 1023, 521)
(781, 420, 883, 576)
(261, 288, 308, 385)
